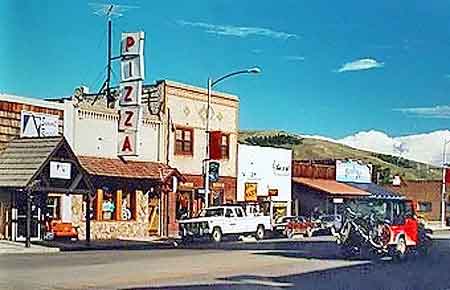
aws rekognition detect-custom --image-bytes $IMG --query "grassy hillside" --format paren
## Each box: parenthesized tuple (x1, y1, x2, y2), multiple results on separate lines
(239, 130, 441, 182)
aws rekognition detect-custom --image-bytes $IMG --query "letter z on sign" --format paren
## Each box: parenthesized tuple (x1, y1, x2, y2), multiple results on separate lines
(119, 107, 141, 131)
(119, 81, 142, 106)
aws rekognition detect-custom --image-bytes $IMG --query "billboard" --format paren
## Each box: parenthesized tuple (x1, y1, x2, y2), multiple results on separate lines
(336, 160, 372, 183)
(20, 111, 59, 137)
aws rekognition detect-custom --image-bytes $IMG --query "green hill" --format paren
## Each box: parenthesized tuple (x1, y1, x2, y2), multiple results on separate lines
(239, 130, 441, 182)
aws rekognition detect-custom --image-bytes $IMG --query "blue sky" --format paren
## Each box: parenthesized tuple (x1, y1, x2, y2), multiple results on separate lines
(1, 0, 449, 138)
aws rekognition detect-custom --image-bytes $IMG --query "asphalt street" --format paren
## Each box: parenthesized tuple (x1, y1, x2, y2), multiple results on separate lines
(1, 234, 449, 290)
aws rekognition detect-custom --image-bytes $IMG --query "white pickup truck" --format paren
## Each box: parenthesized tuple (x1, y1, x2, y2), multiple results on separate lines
(178, 205, 272, 242)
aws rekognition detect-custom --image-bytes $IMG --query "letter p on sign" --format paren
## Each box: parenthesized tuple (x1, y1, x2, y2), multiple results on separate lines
(121, 32, 143, 56)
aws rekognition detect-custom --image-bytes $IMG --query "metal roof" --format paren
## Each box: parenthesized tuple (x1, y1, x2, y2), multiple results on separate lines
(292, 177, 370, 196)
(0, 137, 63, 188)
(344, 182, 405, 200)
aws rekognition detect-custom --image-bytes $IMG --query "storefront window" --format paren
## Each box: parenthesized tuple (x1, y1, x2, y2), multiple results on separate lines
(93, 189, 137, 221)
(46, 195, 61, 220)
(102, 190, 116, 221)
(220, 134, 230, 159)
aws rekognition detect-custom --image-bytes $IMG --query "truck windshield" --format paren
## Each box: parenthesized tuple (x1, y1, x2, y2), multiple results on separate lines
(198, 208, 224, 217)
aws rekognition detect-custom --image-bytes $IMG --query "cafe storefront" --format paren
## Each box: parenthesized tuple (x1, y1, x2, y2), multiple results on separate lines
(0, 136, 93, 244)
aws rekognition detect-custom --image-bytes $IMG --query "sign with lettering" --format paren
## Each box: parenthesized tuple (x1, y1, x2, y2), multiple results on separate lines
(268, 188, 279, 197)
(118, 31, 144, 157)
(49, 161, 71, 179)
(336, 160, 372, 184)
(120, 57, 144, 82)
(118, 107, 141, 131)
(21, 111, 59, 137)
(118, 132, 138, 156)
(119, 81, 142, 106)
(244, 183, 257, 202)
(121, 32, 144, 56)
(272, 160, 290, 176)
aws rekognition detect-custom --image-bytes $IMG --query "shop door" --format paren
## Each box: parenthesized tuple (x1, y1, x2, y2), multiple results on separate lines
(15, 194, 41, 241)
(148, 195, 160, 236)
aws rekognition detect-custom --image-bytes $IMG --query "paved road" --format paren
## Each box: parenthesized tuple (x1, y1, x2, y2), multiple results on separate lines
(1, 235, 449, 290)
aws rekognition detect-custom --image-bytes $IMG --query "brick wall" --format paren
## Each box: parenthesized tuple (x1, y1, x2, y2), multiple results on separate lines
(386, 180, 443, 221)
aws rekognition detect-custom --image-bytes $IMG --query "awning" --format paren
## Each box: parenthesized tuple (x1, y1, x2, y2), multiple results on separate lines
(292, 177, 370, 196)
(344, 182, 404, 200)
(78, 156, 185, 183)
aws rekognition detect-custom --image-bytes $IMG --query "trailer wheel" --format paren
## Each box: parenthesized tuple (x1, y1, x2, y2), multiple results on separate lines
(211, 227, 223, 243)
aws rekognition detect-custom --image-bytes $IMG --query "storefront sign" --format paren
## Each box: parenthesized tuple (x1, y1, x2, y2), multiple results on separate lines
(333, 198, 344, 204)
(118, 132, 138, 155)
(119, 81, 142, 106)
(21, 111, 59, 137)
(336, 160, 372, 184)
(49, 161, 71, 179)
(244, 183, 257, 202)
(118, 107, 141, 131)
(272, 160, 290, 176)
(118, 31, 145, 157)
(268, 188, 278, 197)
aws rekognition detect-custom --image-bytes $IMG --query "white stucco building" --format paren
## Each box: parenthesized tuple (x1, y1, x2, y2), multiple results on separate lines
(237, 144, 292, 221)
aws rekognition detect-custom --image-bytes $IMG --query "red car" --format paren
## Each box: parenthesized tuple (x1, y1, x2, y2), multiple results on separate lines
(284, 216, 317, 238)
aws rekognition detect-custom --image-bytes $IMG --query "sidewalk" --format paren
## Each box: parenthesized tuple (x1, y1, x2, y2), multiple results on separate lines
(34, 236, 177, 252)
(0, 240, 60, 255)
(426, 222, 450, 234)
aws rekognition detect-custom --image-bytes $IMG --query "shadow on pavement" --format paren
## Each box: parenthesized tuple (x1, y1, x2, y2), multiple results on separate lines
(122, 238, 449, 290)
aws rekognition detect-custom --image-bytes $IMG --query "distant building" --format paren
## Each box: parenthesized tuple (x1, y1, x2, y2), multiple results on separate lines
(385, 179, 445, 222)
(237, 144, 292, 221)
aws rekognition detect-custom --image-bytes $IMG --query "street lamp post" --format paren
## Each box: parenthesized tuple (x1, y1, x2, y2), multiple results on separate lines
(441, 139, 450, 228)
(204, 67, 261, 208)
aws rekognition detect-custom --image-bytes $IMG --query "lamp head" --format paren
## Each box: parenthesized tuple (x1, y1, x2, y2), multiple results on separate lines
(247, 67, 261, 74)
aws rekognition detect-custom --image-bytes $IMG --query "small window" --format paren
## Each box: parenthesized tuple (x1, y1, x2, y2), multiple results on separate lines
(225, 208, 234, 218)
(417, 201, 432, 213)
(175, 127, 194, 156)
(46, 196, 61, 219)
(220, 134, 230, 159)
(235, 208, 244, 217)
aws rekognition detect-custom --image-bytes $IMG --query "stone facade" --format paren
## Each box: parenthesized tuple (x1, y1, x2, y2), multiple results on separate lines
(72, 190, 149, 240)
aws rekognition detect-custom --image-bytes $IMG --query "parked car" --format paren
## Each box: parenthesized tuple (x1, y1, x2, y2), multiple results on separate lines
(284, 216, 316, 238)
(316, 214, 342, 235)
(273, 215, 297, 234)
(178, 205, 272, 243)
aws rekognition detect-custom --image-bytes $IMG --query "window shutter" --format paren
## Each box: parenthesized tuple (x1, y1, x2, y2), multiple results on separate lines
(209, 131, 222, 160)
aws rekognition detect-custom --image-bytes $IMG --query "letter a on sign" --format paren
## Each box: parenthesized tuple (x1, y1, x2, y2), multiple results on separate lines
(118, 132, 138, 156)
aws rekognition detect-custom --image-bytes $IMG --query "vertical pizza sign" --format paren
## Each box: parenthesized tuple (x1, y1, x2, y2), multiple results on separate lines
(118, 32, 145, 156)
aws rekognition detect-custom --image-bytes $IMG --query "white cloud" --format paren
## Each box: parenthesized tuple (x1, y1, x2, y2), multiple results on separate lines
(337, 130, 450, 166)
(394, 105, 450, 119)
(177, 20, 298, 40)
(284, 55, 305, 61)
(337, 58, 384, 72)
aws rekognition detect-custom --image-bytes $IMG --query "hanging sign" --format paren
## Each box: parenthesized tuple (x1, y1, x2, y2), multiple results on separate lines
(118, 31, 145, 157)
(118, 132, 138, 156)
(119, 81, 142, 106)
(50, 161, 71, 179)
(118, 107, 141, 131)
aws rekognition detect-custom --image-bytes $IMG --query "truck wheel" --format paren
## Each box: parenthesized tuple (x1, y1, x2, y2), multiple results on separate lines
(394, 237, 407, 261)
(211, 227, 223, 243)
(255, 225, 265, 240)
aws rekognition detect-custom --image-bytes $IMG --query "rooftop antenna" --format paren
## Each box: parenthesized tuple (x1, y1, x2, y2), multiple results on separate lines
(88, 2, 138, 105)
